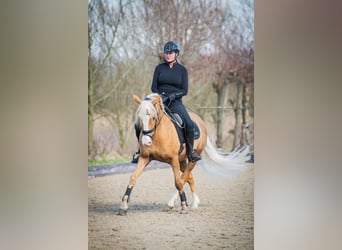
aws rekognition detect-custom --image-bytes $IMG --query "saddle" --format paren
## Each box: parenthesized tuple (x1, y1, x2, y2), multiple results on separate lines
(164, 107, 200, 154)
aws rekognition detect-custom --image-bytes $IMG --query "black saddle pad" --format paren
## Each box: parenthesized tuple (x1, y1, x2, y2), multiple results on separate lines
(168, 111, 201, 140)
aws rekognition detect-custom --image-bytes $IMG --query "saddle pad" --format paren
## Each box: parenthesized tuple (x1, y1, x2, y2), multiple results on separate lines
(169, 112, 201, 139)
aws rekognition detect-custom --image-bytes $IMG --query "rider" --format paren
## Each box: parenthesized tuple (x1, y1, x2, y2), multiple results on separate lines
(131, 41, 201, 163)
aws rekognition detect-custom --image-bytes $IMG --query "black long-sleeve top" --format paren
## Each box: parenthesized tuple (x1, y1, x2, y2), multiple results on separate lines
(151, 61, 188, 99)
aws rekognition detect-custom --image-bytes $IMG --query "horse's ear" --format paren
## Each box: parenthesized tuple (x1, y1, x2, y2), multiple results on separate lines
(152, 95, 161, 105)
(133, 94, 142, 104)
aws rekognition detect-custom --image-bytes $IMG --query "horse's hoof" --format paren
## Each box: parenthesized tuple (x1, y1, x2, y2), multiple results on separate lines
(191, 203, 199, 210)
(163, 205, 173, 212)
(118, 208, 128, 216)
(180, 209, 188, 214)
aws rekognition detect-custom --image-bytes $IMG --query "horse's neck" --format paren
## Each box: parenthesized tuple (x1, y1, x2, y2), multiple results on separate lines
(156, 105, 173, 130)
(156, 103, 164, 120)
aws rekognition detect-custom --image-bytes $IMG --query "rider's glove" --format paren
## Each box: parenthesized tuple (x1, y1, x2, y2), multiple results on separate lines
(168, 93, 176, 102)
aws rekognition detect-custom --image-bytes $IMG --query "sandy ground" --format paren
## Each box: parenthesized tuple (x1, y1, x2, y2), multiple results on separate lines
(88, 163, 254, 249)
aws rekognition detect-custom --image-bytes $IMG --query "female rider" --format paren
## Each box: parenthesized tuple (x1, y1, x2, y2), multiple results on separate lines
(131, 41, 201, 163)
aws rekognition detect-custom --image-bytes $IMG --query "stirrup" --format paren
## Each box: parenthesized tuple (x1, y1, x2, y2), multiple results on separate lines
(188, 151, 201, 162)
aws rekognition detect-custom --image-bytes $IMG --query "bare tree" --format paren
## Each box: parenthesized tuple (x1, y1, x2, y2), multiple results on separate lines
(88, 0, 126, 158)
(88, 0, 254, 158)
(208, 0, 254, 149)
(232, 48, 254, 148)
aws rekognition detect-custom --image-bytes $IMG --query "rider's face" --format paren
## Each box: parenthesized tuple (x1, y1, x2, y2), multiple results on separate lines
(164, 51, 176, 62)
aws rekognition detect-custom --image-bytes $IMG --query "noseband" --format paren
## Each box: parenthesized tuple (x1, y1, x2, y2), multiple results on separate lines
(142, 127, 156, 139)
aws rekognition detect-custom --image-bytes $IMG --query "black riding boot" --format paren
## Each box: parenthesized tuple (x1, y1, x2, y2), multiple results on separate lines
(131, 123, 141, 163)
(185, 128, 201, 162)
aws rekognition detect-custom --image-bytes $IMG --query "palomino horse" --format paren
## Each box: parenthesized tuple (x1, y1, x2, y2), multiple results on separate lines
(119, 93, 249, 215)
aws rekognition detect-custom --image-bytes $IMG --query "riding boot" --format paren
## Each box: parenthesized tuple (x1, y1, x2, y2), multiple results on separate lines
(131, 123, 141, 163)
(185, 128, 201, 162)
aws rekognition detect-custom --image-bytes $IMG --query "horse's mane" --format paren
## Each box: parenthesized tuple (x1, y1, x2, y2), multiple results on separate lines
(135, 93, 165, 123)
(146, 93, 165, 112)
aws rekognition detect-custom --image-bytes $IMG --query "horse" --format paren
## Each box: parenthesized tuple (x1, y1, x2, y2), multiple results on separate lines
(119, 93, 250, 215)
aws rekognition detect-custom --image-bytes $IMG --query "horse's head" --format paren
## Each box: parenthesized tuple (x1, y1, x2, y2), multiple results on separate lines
(133, 94, 162, 146)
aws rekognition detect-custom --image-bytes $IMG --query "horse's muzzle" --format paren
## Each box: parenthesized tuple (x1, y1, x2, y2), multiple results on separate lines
(142, 135, 153, 146)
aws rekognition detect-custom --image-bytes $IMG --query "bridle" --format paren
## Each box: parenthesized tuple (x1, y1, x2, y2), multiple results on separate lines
(141, 126, 156, 140)
(138, 98, 164, 141)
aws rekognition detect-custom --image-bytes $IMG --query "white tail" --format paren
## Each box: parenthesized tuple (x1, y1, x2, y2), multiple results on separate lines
(199, 137, 251, 178)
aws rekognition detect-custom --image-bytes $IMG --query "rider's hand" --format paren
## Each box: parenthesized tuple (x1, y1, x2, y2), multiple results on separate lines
(168, 93, 176, 102)
(161, 95, 169, 103)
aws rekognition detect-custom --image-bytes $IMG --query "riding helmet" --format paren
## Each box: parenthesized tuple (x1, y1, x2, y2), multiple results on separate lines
(163, 41, 180, 54)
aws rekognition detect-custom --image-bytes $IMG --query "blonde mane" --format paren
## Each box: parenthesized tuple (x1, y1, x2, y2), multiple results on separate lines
(146, 93, 165, 113)
(135, 93, 164, 123)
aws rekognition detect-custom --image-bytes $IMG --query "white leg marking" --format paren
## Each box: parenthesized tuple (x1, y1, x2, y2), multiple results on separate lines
(120, 195, 129, 210)
(192, 192, 200, 209)
(167, 191, 179, 208)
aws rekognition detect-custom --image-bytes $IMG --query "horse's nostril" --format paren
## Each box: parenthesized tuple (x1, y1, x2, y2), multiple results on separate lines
(142, 135, 152, 146)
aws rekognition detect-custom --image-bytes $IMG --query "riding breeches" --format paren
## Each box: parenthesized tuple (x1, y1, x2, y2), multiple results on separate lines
(167, 100, 194, 132)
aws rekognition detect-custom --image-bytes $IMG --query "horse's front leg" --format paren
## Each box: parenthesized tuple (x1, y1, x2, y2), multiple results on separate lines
(179, 190, 189, 214)
(165, 159, 186, 211)
(118, 157, 150, 215)
(170, 159, 189, 214)
(180, 161, 197, 186)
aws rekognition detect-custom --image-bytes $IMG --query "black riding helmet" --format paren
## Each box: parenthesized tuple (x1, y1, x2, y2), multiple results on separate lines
(163, 41, 180, 55)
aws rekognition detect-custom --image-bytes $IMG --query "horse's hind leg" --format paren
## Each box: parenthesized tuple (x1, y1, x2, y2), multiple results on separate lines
(164, 190, 178, 211)
(187, 172, 200, 209)
(165, 172, 199, 211)
(170, 159, 189, 214)
(180, 160, 200, 209)
(179, 160, 200, 213)
(164, 159, 186, 211)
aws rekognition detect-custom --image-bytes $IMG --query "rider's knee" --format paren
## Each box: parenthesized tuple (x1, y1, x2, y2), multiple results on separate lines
(185, 120, 195, 131)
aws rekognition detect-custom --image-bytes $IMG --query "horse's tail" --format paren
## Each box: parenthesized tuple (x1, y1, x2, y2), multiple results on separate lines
(199, 137, 251, 178)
